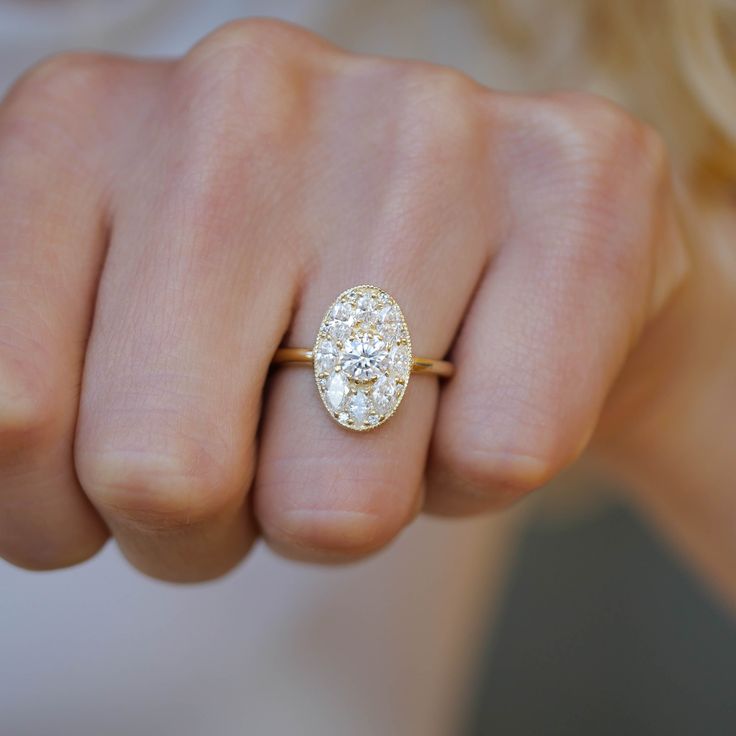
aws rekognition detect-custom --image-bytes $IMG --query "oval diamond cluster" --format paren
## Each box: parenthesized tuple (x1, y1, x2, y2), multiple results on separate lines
(313, 285, 412, 430)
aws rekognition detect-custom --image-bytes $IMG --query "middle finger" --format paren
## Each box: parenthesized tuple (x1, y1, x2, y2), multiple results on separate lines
(74, 59, 303, 581)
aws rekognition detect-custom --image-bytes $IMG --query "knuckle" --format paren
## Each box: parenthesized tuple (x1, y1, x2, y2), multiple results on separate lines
(0, 354, 60, 443)
(395, 66, 483, 158)
(443, 417, 556, 499)
(266, 508, 392, 560)
(258, 470, 408, 559)
(169, 24, 318, 199)
(1, 52, 114, 171)
(7, 51, 108, 111)
(188, 17, 318, 63)
(526, 92, 662, 178)
(177, 18, 326, 106)
(0, 529, 106, 572)
(181, 21, 280, 82)
(79, 443, 241, 531)
(347, 58, 481, 149)
(504, 93, 670, 280)
(555, 92, 636, 139)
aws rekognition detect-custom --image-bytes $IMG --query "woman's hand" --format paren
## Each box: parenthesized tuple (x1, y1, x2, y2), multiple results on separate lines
(0, 20, 697, 583)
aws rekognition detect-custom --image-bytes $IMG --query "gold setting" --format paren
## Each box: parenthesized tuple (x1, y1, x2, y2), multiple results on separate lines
(272, 284, 454, 431)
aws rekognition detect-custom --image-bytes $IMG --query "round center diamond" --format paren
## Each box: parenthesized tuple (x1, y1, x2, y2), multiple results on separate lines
(342, 332, 389, 382)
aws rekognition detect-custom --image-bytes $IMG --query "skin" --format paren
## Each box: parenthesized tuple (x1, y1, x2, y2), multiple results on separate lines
(0, 20, 733, 602)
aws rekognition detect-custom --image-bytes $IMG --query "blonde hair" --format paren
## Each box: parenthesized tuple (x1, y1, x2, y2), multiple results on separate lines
(482, 0, 736, 195)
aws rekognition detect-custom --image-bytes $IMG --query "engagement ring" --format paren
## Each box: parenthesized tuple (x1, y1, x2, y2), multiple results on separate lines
(272, 284, 454, 431)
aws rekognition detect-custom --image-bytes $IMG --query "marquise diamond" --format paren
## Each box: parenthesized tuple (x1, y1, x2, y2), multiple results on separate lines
(325, 371, 348, 411)
(314, 339, 339, 374)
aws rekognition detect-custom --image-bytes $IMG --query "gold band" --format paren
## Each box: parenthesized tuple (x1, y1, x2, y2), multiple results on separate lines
(272, 348, 454, 378)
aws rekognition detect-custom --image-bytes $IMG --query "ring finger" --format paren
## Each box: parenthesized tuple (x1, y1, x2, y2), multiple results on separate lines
(254, 69, 496, 560)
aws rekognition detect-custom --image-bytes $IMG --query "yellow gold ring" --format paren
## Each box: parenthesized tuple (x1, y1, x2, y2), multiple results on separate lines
(271, 284, 454, 431)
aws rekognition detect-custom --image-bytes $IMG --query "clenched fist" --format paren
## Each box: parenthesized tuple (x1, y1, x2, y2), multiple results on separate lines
(2, 19, 721, 586)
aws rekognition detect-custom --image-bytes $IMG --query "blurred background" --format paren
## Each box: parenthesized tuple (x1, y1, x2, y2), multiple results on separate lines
(1, 1, 735, 734)
(467, 488, 736, 736)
